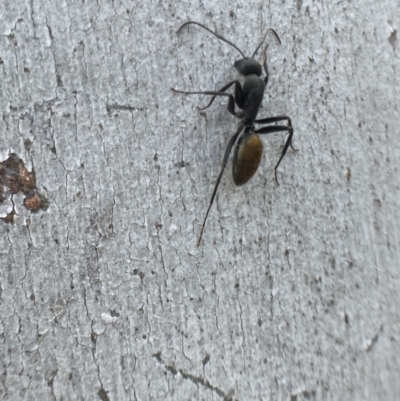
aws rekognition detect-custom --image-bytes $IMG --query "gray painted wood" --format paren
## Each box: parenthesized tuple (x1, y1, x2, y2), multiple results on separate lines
(0, 0, 399, 400)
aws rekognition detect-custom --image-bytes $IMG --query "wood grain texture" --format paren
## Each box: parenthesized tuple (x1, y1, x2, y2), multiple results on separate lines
(0, 0, 399, 400)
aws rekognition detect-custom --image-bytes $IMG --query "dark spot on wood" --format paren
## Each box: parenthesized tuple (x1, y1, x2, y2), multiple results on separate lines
(98, 387, 110, 401)
(0, 153, 49, 221)
(202, 354, 210, 366)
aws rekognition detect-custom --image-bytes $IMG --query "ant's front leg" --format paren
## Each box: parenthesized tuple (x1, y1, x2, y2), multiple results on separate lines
(197, 80, 245, 111)
(171, 81, 244, 118)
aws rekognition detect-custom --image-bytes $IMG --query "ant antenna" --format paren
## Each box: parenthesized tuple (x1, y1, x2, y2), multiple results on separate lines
(177, 21, 246, 58)
(252, 28, 281, 58)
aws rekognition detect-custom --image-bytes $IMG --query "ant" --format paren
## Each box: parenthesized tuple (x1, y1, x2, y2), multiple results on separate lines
(171, 21, 295, 245)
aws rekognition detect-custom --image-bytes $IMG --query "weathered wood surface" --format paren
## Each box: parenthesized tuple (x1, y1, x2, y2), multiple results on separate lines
(0, 1, 399, 400)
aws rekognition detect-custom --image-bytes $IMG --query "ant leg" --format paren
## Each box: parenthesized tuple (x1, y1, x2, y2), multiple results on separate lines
(197, 123, 245, 246)
(254, 28, 281, 84)
(254, 117, 294, 184)
(197, 80, 244, 111)
(199, 82, 244, 113)
(260, 43, 270, 86)
(171, 88, 240, 117)
(263, 63, 269, 87)
(234, 81, 245, 109)
(255, 115, 291, 125)
(255, 116, 296, 150)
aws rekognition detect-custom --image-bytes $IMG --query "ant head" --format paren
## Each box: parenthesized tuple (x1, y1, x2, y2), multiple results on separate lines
(233, 28, 280, 77)
(234, 58, 262, 77)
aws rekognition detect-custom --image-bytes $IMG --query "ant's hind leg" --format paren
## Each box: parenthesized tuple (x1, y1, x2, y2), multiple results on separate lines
(254, 117, 294, 184)
(255, 116, 296, 150)
(197, 124, 245, 246)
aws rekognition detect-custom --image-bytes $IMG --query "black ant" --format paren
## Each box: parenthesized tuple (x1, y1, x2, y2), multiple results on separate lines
(171, 21, 295, 245)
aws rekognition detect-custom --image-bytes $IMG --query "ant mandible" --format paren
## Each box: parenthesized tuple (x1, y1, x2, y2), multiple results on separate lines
(171, 21, 295, 245)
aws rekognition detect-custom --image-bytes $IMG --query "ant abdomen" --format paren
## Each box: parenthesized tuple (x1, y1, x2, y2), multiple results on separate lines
(232, 133, 263, 186)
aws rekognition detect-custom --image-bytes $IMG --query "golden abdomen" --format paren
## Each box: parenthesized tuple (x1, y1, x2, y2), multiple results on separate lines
(232, 134, 263, 186)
